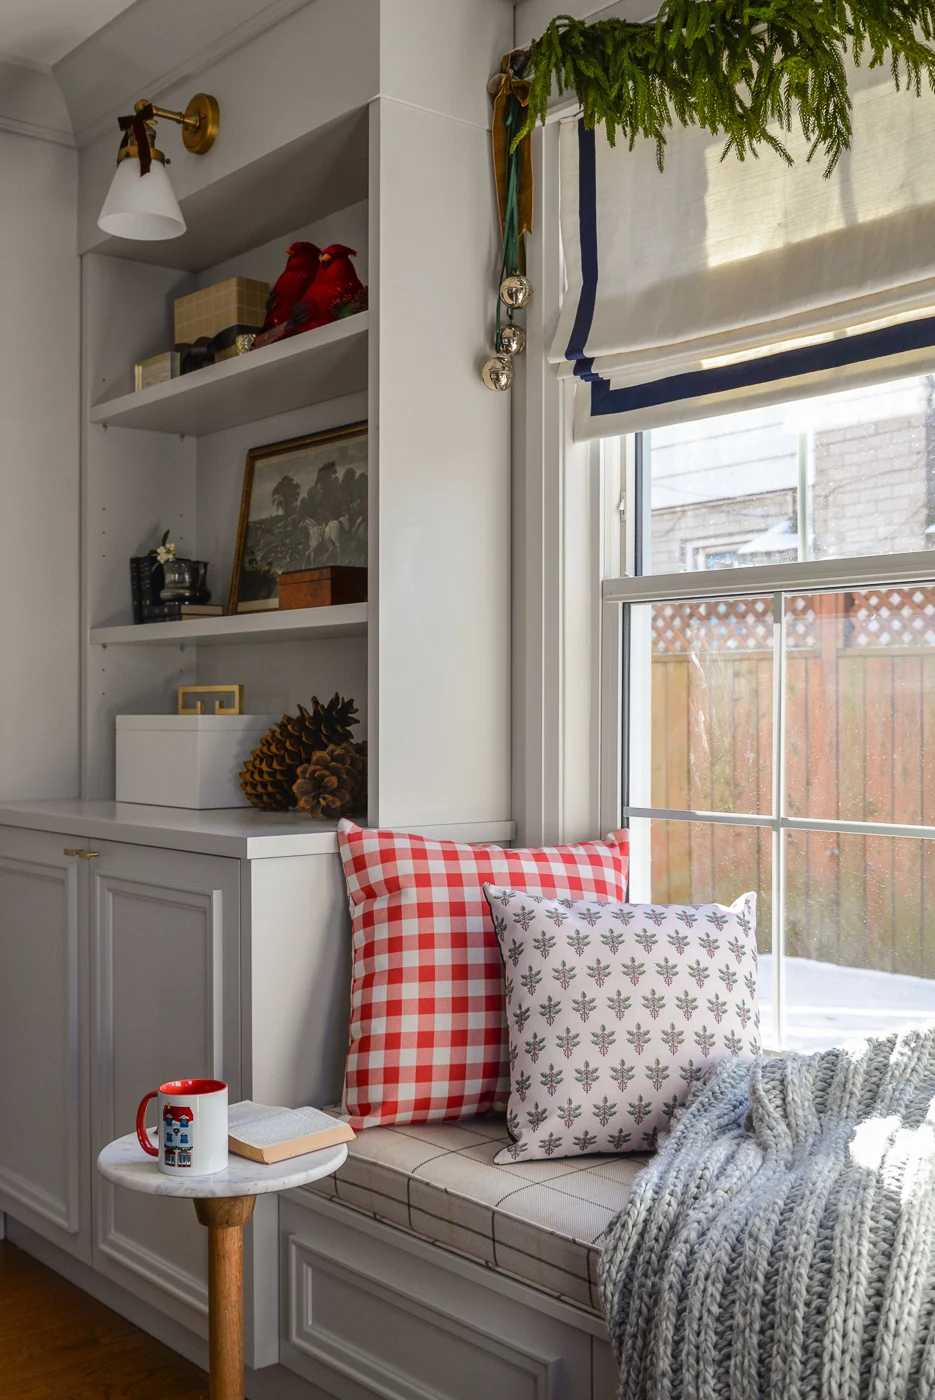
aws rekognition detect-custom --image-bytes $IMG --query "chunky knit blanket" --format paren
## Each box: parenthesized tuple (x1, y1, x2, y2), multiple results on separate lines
(598, 1027, 935, 1400)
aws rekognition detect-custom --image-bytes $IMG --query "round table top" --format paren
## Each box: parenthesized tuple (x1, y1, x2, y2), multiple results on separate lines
(97, 1132, 348, 1199)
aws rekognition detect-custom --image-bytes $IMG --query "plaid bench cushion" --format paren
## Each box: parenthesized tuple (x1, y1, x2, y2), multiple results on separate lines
(301, 1114, 648, 1312)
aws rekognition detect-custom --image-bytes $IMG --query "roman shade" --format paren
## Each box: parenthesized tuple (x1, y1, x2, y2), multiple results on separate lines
(555, 65, 935, 439)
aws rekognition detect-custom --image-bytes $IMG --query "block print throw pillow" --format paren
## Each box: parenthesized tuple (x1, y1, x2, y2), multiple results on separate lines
(338, 821, 630, 1130)
(484, 888, 759, 1162)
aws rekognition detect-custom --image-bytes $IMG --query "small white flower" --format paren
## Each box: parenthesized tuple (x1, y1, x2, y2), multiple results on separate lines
(156, 543, 177, 565)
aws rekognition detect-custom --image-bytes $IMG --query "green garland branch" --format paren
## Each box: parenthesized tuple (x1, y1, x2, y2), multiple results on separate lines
(516, 3, 935, 174)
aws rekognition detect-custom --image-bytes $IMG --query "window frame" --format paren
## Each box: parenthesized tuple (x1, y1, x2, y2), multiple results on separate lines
(602, 428, 935, 1046)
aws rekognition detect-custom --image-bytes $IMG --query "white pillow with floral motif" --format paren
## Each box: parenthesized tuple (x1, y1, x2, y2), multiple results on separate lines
(483, 888, 759, 1162)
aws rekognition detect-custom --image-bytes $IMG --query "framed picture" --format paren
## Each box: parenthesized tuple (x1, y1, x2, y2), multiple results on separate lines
(228, 421, 368, 613)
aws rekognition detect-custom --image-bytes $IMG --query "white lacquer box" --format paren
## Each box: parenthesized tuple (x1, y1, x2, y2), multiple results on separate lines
(116, 714, 279, 808)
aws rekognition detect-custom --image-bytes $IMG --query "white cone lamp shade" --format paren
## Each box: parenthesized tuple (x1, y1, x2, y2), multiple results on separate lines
(98, 158, 186, 240)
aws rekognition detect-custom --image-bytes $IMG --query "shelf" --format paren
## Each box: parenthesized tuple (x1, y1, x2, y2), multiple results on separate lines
(0, 801, 518, 862)
(89, 313, 369, 436)
(90, 603, 368, 647)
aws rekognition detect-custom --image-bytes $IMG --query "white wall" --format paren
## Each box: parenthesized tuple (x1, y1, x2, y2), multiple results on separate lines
(515, 0, 655, 45)
(0, 132, 80, 799)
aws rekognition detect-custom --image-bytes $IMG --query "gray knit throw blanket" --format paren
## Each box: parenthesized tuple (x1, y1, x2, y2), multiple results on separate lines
(598, 1026, 935, 1400)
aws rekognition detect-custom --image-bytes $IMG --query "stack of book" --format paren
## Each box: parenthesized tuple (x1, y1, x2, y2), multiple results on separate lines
(130, 557, 223, 623)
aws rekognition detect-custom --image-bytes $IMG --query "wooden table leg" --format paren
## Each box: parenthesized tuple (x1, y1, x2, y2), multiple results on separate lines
(193, 1195, 256, 1400)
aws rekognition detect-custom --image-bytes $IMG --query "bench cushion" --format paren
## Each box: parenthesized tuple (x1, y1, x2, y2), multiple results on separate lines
(302, 1114, 648, 1312)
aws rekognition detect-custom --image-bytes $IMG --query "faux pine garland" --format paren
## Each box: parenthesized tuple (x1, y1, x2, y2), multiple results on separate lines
(517, 3, 935, 173)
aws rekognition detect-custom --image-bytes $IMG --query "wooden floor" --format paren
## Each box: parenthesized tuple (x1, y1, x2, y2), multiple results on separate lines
(0, 1240, 208, 1398)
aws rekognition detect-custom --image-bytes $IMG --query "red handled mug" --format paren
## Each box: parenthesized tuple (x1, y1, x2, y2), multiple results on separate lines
(136, 1078, 228, 1177)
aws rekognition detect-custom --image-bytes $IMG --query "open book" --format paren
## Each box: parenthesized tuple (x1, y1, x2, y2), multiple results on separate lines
(228, 1100, 354, 1165)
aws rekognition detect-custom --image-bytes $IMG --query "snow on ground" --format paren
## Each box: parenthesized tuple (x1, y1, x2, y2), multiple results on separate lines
(759, 955, 935, 1053)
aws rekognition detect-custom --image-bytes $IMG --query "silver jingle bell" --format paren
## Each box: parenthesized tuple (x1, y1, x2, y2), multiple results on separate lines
(481, 354, 514, 391)
(499, 274, 533, 309)
(498, 323, 527, 356)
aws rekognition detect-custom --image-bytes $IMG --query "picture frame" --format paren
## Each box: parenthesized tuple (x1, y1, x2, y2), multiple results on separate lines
(228, 421, 368, 614)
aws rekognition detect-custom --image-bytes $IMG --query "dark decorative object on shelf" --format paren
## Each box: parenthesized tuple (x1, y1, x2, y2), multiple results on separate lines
(253, 241, 321, 349)
(229, 422, 368, 615)
(129, 556, 164, 623)
(253, 242, 368, 350)
(130, 530, 213, 623)
(160, 557, 211, 603)
(278, 566, 367, 610)
(294, 740, 368, 819)
(239, 693, 364, 812)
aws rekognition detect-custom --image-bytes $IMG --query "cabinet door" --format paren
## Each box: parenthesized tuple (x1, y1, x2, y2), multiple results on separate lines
(0, 827, 90, 1260)
(90, 840, 240, 1332)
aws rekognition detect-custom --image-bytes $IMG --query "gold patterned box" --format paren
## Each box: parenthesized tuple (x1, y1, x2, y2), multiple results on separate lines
(174, 277, 269, 345)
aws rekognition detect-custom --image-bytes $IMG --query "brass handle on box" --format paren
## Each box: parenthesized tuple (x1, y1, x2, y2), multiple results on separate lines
(64, 850, 99, 859)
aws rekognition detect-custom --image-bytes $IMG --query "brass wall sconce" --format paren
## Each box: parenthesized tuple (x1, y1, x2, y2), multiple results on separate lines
(98, 94, 220, 242)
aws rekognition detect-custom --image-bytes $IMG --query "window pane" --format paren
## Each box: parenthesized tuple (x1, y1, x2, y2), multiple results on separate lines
(645, 373, 935, 575)
(645, 818, 772, 961)
(784, 588, 935, 824)
(780, 829, 935, 1051)
(642, 596, 773, 814)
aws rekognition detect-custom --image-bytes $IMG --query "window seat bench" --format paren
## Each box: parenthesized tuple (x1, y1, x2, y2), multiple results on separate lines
(301, 1114, 648, 1315)
(278, 1115, 645, 1399)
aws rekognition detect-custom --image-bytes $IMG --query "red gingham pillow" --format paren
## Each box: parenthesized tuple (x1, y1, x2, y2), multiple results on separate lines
(337, 819, 630, 1129)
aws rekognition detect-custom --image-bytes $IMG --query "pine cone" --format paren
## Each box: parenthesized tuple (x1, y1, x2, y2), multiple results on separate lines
(240, 694, 360, 811)
(293, 741, 367, 819)
(307, 693, 359, 749)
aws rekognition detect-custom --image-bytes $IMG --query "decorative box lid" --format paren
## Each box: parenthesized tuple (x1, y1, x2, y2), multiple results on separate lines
(117, 714, 279, 732)
(279, 566, 368, 584)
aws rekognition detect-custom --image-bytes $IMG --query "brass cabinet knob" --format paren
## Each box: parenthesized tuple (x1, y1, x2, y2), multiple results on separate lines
(64, 849, 100, 859)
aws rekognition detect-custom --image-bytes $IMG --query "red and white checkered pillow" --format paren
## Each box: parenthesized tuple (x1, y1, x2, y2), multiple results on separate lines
(337, 820, 630, 1129)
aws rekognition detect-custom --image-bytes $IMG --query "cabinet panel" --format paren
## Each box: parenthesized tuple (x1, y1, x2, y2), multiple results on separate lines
(91, 840, 240, 1327)
(0, 827, 90, 1258)
(281, 1197, 593, 1400)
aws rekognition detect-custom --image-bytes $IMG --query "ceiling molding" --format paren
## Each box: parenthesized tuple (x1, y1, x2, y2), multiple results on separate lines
(0, 49, 53, 75)
(56, 0, 315, 149)
(0, 112, 74, 147)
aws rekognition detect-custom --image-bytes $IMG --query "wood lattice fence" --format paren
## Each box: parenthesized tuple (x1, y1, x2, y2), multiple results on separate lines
(650, 588, 935, 976)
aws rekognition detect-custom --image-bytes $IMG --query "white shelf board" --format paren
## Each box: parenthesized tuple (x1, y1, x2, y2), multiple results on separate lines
(0, 801, 517, 861)
(89, 313, 369, 436)
(90, 603, 368, 647)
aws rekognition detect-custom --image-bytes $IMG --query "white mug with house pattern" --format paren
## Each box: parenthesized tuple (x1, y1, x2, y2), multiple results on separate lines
(135, 1078, 228, 1176)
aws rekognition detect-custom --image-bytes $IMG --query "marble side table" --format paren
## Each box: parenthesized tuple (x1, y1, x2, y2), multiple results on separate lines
(98, 1132, 347, 1400)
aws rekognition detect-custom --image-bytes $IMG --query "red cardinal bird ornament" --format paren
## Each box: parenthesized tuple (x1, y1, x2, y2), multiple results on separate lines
(285, 244, 367, 338)
(254, 241, 321, 347)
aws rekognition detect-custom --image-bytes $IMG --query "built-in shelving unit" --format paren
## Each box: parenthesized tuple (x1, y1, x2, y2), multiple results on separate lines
(90, 313, 369, 436)
(90, 602, 368, 647)
(79, 41, 511, 831)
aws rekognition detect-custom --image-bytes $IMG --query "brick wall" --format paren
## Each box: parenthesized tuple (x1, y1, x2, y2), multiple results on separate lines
(650, 408, 935, 571)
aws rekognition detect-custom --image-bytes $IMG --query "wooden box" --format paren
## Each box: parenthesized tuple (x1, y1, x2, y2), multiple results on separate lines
(174, 276, 269, 344)
(278, 566, 368, 610)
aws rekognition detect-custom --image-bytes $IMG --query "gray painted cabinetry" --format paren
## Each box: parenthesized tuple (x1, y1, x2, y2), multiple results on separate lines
(0, 826, 240, 1335)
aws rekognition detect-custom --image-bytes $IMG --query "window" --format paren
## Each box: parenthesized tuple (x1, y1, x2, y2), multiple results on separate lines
(610, 370, 935, 1051)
